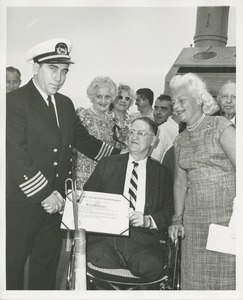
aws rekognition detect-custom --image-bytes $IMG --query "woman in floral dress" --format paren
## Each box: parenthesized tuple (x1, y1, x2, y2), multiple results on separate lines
(72, 76, 118, 189)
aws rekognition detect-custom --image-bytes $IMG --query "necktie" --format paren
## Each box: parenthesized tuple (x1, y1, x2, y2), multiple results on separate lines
(129, 161, 139, 210)
(47, 95, 59, 129)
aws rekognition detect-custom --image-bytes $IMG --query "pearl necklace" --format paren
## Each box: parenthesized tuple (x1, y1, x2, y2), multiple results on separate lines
(187, 113, 206, 131)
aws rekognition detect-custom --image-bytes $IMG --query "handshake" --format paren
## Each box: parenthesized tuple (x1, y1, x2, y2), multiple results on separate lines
(41, 190, 65, 214)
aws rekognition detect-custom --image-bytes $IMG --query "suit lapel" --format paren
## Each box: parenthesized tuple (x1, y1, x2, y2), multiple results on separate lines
(146, 157, 156, 200)
(28, 80, 61, 138)
(117, 154, 154, 199)
(55, 94, 69, 164)
(117, 153, 129, 193)
(28, 80, 48, 115)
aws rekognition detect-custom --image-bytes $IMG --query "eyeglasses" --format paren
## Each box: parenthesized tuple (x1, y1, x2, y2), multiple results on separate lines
(128, 129, 154, 138)
(221, 94, 236, 101)
(118, 95, 131, 101)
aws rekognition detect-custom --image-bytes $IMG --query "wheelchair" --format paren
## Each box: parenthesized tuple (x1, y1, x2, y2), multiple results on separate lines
(66, 230, 181, 291)
(64, 180, 181, 291)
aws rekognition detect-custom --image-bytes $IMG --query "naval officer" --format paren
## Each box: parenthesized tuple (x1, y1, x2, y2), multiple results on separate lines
(6, 38, 120, 290)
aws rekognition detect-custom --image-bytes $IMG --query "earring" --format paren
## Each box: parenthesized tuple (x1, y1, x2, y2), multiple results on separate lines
(197, 98, 202, 105)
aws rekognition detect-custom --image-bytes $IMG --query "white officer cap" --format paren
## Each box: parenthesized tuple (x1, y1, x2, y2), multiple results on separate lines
(25, 38, 74, 64)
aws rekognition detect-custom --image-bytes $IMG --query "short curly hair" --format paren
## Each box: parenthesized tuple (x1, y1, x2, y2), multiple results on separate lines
(170, 73, 219, 115)
(87, 76, 117, 101)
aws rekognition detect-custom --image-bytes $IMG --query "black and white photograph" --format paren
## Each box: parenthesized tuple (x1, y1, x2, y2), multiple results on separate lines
(1, 0, 243, 299)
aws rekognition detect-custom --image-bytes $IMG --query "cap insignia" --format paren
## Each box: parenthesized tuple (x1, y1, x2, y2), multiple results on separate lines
(55, 43, 68, 55)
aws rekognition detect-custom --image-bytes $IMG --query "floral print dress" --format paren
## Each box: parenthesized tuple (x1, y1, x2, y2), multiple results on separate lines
(72, 107, 116, 189)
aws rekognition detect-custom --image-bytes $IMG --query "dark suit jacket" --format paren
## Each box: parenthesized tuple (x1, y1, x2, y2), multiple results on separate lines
(162, 146, 174, 180)
(85, 153, 174, 242)
(6, 79, 119, 216)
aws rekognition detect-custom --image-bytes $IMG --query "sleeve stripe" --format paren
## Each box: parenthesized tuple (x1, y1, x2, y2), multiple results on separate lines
(20, 173, 44, 191)
(105, 145, 113, 157)
(94, 143, 106, 161)
(94, 143, 114, 161)
(19, 170, 49, 197)
(102, 144, 113, 157)
(19, 171, 42, 188)
(26, 180, 48, 197)
(22, 176, 47, 194)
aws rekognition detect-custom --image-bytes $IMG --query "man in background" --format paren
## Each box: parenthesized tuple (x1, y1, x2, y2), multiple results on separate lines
(131, 88, 154, 121)
(6, 66, 22, 93)
(151, 95, 179, 163)
(153, 94, 173, 126)
(217, 81, 236, 124)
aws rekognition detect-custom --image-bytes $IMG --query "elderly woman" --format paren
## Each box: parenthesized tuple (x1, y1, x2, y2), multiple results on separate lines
(72, 76, 118, 189)
(168, 73, 236, 290)
(109, 83, 135, 148)
(217, 81, 236, 124)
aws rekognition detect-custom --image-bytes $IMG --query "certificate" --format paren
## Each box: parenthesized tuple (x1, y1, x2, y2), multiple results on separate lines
(61, 190, 130, 236)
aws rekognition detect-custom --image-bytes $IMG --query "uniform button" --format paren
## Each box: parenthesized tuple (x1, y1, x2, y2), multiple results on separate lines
(70, 158, 72, 162)
(53, 149, 58, 152)
(56, 173, 59, 178)
(69, 171, 71, 175)
(53, 162, 58, 166)
(69, 144, 71, 148)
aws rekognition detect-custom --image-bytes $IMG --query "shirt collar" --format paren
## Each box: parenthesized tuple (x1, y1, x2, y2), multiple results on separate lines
(32, 78, 53, 104)
(128, 154, 148, 167)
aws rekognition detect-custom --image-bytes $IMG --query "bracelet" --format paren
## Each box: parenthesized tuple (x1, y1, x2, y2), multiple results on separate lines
(171, 214, 183, 224)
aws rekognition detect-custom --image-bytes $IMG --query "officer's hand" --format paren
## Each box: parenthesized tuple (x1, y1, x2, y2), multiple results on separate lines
(41, 191, 64, 214)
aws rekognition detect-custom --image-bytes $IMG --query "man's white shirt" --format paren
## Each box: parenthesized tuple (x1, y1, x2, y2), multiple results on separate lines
(123, 154, 157, 229)
(32, 78, 60, 127)
(123, 155, 147, 213)
(151, 116, 179, 163)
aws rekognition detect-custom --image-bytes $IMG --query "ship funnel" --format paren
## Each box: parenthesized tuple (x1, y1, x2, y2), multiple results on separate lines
(194, 6, 229, 47)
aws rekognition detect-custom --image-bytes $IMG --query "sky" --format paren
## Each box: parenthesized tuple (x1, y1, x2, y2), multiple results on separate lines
(4, 1, 236, 111)
(1, 0, 243, 299)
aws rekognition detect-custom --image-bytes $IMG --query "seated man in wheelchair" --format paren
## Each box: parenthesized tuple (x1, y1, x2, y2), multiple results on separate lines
(84, 117, 173, 281)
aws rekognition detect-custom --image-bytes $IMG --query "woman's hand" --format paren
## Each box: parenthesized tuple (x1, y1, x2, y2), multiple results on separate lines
(168, 223, 185, 243)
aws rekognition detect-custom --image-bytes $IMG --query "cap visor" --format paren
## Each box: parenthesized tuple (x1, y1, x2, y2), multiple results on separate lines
(40, 59, 74, 64)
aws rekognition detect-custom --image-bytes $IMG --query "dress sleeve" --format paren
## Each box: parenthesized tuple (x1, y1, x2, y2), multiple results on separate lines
(173, 134, 183, 165)
(214, 116, 235, 138)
